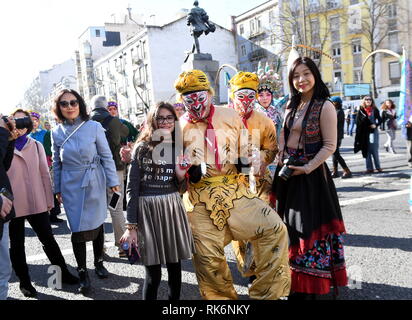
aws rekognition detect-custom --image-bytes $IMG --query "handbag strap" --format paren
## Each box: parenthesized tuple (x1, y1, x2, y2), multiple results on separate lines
(61, 121, 86, 148)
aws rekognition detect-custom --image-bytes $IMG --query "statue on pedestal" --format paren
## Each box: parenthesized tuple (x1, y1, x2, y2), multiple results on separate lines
(187, 1, 216, 55)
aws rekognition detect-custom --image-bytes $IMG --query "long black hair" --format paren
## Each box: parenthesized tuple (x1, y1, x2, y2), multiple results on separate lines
(287, 56, 330, 111)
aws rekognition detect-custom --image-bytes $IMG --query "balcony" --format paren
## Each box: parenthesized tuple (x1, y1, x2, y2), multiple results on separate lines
(248, 48, 267, 61)
(248, 30, 265, 40)
(132, 56, 144, 66)
(325, 1, 343, 11)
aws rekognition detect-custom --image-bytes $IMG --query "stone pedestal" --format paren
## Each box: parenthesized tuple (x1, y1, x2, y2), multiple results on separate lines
(182, 53, 220, 104)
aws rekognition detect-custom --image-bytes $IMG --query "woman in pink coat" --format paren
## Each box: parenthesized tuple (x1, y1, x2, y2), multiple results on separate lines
(7, 109, 78, 298)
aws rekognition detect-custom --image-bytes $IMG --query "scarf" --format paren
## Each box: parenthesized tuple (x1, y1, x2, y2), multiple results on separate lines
(15, 134, 29, 151)
(184, 104, 221, 171)
(365, 106, 373, 117)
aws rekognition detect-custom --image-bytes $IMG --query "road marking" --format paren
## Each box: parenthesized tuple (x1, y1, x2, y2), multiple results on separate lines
(340, 189, 409, 207)
(26, 242, 116, 263)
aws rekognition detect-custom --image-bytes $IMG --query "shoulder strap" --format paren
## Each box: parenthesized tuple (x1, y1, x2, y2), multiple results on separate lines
(61, 121, 86, 148)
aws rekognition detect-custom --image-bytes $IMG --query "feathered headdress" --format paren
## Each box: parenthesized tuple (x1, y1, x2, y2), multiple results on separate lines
(257, 62, 283, 96)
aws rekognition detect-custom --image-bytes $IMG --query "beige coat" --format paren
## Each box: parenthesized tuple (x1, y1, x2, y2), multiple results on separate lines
(7, 137, 54, 217)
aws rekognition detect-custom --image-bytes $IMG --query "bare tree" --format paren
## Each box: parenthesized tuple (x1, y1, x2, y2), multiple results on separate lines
(274, 0, 332, 68)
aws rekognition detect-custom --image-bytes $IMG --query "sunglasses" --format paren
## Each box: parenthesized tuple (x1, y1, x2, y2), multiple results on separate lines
(156, 115, 175, 124)
(364, 98, 372, 101)
(59, 100, 79, 108)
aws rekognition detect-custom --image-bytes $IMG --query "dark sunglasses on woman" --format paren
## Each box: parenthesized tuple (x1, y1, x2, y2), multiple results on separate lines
(59, 100, 79, 108)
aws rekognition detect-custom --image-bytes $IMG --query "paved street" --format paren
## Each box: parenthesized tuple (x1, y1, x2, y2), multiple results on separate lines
(6, 130, 412, 300)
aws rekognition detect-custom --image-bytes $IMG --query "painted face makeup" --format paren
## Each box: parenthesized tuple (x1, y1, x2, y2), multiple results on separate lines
(257, 90, 273, 109)
(182, 91, 210, 121)
(233, 89, 256, 116)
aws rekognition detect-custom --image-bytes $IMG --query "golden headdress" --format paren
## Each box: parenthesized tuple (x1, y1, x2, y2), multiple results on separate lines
(228, 72, 259, 99)
(174, 70, 211, 95)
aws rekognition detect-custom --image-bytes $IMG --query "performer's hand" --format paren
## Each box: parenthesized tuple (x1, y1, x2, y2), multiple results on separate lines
(176, 155, 191, 182)
(288, 165, 306, 176)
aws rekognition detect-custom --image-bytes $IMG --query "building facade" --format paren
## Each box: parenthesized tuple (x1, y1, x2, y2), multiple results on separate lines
(93, 15, 238, 124)
(22, 59, 77, 123)
(75, 12, 143, 102)
(232, 1, 283, 79)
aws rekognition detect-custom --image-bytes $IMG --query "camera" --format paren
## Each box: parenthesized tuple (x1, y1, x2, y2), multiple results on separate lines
(1, 115, 31, 130)
(278, 156, 306, 181)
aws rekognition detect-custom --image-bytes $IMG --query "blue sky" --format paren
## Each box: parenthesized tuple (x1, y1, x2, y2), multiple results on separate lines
(0, 0, 266, 114)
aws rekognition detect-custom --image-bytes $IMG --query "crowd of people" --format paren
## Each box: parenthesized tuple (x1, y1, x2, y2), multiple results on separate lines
(0, 55, 408, 301)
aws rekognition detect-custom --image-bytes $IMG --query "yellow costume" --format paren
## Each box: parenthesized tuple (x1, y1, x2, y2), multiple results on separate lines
(176, 70, 290, 300)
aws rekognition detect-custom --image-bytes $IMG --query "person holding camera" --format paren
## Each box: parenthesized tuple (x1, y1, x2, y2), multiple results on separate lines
(120, 102, 194, 300)
(272, 57, 347, 299)
(354, 96, 383, 174)
(0, 114, 17, 300)
(51, 89, 120, 295)
(7, 109, 79, 298)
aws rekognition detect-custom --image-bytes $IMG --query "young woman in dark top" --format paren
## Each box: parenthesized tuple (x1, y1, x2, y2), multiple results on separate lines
(272, 57, 347, 299)
(120, 102, 194, 300)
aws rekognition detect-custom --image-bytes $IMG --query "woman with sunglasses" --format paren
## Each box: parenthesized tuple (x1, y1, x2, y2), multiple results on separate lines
(51, 89, 120, 295)
(354, 96, 383, 173)
(120, 102, 194, 300)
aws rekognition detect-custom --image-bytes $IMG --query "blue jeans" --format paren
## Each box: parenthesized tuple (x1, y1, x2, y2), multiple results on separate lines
(0, 223, 11, 300)
(349, 119, 356, 136)
(366, 132, 381, 171)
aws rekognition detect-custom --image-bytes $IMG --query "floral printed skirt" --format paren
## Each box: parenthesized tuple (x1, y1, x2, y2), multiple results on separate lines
(289, 233, 347, 295)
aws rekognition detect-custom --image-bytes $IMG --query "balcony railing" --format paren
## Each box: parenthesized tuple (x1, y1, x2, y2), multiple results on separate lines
(248, 48, 267, 61)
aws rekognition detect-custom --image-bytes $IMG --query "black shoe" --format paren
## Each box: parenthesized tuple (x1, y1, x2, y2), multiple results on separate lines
(78, 269, 91, 294)
(19, 282, 37, 298)
(50, 215, 64, 223)
(331, 171, 339, 178)
(94, 261, 109, 279)
(62, 269, 79, 285)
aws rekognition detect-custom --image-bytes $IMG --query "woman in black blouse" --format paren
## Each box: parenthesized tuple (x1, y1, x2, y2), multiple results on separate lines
(120, 102, 194, 300)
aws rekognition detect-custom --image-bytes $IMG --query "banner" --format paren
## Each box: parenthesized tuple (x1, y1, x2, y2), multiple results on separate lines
(397, 56, 412, 137)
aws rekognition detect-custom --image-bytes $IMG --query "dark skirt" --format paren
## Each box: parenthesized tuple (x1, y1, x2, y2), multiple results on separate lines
(71, 224, 103, 243)
(272, 161, 347, 294)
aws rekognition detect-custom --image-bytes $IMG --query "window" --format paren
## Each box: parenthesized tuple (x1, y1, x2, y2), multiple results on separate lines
(389, 62, 401, 79)
(388, 32, 400, 52)
(141, 41, 147, 59)
(241, 45, 247, 57)
(332, 47, 341, 57)
(270, 34, 276, 45)
(95, 29, 101, 37)
(239, 24, 244, 35)
(250, 20, 255, 34)
(350, 0, 359, 4)
(388, 3, 397, 18)
(269, 11, 274, 25)
(256, 17, 262, 32)
(311, 19, 320, 44)
(352, 40, 362, 53)
(353, 70, 363, 82)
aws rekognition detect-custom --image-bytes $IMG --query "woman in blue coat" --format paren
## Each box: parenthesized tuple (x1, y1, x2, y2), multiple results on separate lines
(51, 89, 120, 295)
